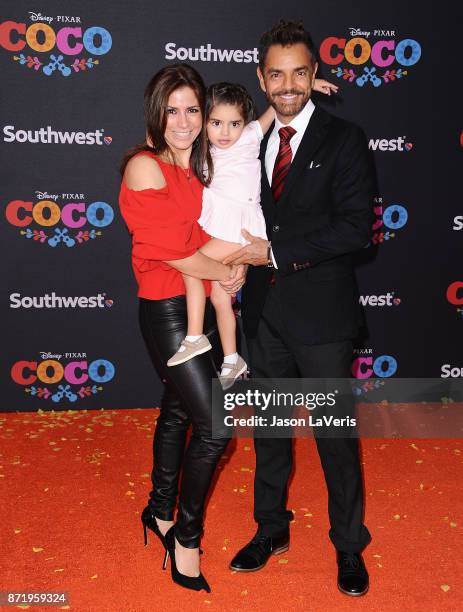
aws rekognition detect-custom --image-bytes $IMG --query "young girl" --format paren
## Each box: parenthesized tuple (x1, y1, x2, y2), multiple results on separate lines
(167, 80, 337, 388)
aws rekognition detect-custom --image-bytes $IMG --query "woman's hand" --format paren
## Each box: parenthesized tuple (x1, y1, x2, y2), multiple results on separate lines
(313, 78, 339, 96)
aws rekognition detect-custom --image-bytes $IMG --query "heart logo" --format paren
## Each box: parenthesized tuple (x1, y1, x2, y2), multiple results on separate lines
(393, 298, 401, 305)
(405, 142, 413, 151)
(104, 136, 112, 145)
(105, 299, 113, 307)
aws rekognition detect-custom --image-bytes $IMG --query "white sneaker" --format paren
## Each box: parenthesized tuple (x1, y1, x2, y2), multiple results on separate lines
(167, 335, 212, 367)
(219, 355, 248, 390)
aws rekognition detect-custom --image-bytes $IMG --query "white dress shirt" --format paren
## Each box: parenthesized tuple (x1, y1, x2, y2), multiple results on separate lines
(265, 98, 316, 184)
(265, 98, 316, 268)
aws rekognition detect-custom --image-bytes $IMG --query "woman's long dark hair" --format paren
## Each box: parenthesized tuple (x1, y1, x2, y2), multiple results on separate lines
(120, 63, 212, 186)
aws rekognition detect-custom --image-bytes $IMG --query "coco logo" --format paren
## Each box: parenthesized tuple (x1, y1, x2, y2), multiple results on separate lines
(369, 197, 408, 246)
(319, 28, 421, 87)
(11, 353, 116, 403)
(352, 349, 398, 379)
(446, 281, 463, 318)
(0, 13, 112, 76)
(5, 191, 114, 247)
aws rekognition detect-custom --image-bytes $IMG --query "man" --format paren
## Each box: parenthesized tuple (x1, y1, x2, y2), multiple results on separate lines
(223, 20, 374, 596)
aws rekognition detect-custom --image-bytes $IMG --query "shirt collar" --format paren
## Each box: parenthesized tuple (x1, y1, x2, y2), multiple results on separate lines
(273, 98, 316, 136)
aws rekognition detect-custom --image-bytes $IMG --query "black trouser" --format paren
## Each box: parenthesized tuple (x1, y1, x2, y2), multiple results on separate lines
(139, 296, 229, 548)
(248, 286, 371, 553)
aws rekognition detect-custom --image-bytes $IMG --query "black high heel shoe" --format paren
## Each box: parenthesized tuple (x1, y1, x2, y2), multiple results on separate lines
(141, 506, 169, 570)
(164, 525, 211, 592)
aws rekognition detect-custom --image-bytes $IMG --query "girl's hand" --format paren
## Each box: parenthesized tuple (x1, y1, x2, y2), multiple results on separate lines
(313, 78, 339, 96)
(219, 264, 248, 294)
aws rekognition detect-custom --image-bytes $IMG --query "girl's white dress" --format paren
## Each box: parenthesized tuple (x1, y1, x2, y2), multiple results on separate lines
(198, 120, 268, 245)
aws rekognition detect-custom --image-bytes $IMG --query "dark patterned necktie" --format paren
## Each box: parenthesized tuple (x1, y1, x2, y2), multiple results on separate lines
(271, 126, 296, 201)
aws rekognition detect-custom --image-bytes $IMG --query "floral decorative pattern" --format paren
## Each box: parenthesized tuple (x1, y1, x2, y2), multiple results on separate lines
(25, 384, 104, 403)
(19, 227, 103, 247)
(13, 53, 100, 76)
(331, 65, 409, 87)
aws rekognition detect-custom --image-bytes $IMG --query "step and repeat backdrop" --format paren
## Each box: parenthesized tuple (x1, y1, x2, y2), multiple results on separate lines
(1, 1, 460, 410)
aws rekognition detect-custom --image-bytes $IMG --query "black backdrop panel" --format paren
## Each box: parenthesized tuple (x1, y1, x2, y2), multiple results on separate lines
(1, 1, 460, 410)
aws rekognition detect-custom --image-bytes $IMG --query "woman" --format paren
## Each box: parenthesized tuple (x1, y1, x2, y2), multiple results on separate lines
(119, 64, 242, 592)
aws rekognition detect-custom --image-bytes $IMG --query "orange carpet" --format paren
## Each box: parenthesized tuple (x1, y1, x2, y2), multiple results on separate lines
(1, 408, 462, 612)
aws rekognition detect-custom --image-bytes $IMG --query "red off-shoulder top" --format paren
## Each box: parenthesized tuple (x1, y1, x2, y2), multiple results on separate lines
(119, 152, 211, 300)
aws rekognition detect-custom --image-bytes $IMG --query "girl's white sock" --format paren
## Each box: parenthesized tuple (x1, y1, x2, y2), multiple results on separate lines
(177, 335, 202, 352)
(221, 352, 238, 375)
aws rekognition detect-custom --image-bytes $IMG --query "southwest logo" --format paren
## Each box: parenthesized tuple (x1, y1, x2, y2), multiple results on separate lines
(441, 364, 463, 378)
(165, 42, 258, 63)
(3, 125, 110, 145)
(359, 293, 401, 307)
(10, 292, 113, 309)
(0, 13, 112, 77)
(368, 137, 413, 152)
(319, 29, 421, 88)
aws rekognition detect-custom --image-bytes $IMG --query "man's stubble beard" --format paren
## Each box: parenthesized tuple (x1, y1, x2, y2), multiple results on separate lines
(268, 90, 310, 118)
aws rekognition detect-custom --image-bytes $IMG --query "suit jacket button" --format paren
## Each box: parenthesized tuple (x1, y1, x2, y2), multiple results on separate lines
(273, 225, 279, 232)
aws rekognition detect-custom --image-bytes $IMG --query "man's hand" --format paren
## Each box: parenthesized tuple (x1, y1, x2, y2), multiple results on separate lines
(222, 230, 270, 266)
(219, 264, 248, 294)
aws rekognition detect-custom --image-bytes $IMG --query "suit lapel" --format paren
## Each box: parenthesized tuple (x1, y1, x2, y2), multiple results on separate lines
(277, 106, 331, 207)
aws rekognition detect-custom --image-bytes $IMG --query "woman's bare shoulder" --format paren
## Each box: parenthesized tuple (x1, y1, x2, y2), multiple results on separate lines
(124, 154, 167, 190)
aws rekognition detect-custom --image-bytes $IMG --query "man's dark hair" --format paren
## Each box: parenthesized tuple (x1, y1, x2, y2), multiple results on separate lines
(206, 82, 256, 125)
(258, 20, 318, 70)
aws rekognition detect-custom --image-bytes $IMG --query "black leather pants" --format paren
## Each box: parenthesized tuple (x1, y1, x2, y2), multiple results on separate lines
(139, 296, 229, 548)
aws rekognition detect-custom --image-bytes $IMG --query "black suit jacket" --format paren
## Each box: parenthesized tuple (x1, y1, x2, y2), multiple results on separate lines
(241, 105, 375, 345)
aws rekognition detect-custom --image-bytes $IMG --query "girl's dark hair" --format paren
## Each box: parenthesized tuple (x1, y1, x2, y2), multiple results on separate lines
(205, 82, 256, 125)
(120, 63, 212, 186)
(258, 20, 318, 70)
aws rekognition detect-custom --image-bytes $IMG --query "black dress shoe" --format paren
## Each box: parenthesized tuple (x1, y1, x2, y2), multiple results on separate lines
(337, 551, 369, 596)
(229, 531, 289, 572)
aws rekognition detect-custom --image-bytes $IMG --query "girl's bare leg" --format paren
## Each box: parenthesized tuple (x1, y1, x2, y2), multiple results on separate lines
(199, 238, 244, 364)
(210, 281, 236, 356)
(182, 274, 206, 336)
